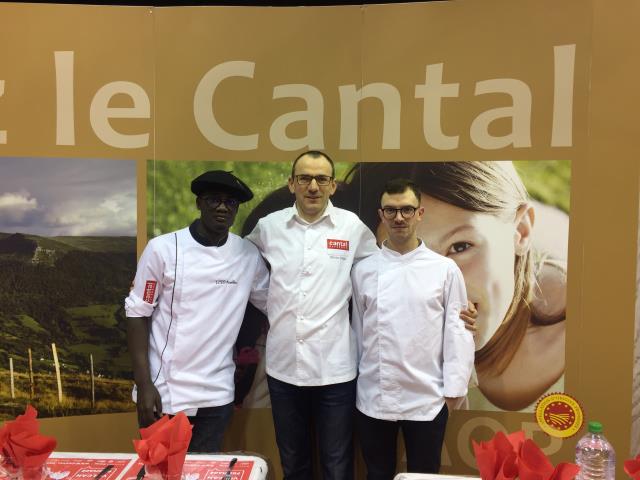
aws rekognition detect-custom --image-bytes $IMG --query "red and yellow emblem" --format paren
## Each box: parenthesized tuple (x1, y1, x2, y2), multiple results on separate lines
(535, 393, 583, 438)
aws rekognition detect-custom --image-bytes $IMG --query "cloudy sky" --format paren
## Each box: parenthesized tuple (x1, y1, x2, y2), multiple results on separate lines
(0, 157, 136, 237)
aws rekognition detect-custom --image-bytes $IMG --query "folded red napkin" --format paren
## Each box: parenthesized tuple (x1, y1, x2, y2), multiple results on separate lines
(0, 405, 57, 480)
(624, 453, 640, 479)
(473, 431, 524, 480)
(133, 413, 192, 479)
(473, 430, 579, 480)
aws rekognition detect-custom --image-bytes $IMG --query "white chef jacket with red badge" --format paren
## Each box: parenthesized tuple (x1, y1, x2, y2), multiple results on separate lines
(246, 201, 378, 386)
(125, 227, 269, 414)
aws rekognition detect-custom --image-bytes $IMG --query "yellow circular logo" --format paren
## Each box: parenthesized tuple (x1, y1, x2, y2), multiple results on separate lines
(535, 393, 583, 438)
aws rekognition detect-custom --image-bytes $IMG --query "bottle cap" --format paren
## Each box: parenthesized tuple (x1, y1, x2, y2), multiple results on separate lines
(588, 421, 603, 433)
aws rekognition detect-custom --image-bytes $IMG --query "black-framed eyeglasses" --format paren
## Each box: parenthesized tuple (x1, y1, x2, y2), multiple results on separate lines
(381, 206, 419, 219)
(201, 196, 240, 210)
(294, 174, 333, 186)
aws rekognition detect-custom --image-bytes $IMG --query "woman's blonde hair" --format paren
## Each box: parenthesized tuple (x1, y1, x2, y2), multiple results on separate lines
(342, 161, 535, 375)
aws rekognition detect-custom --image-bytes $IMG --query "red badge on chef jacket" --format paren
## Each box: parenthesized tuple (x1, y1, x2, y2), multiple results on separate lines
(327, 239, 349, 251)
(143, 280, 157, 303)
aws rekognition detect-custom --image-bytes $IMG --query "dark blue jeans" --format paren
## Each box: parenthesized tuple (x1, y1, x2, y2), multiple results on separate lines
(186, 402, 234, 453)
(356, 404, 449, 479)
(267, 375, 356, 480)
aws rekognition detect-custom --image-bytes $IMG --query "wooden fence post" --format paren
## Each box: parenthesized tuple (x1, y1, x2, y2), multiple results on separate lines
(90, 354, 95, 409)
(28, 347, 35, 399)
(51, 343, 63, 403)
(9, 357, 15, 399)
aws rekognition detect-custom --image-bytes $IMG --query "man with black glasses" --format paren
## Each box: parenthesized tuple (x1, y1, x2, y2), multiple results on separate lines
(246, 151, 378, 480)
(351, 178, 475, 478)
(126, 170, 269, 452)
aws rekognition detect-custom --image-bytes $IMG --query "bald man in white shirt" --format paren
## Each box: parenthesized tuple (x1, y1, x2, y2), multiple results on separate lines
(351, 178, 475, 478)
(246, 151, 379, 480)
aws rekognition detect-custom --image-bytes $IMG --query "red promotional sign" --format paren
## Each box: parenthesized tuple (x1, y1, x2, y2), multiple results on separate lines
(121, 459, 255, 480)
(47, 457, 131, 480)
(143, 280, 157, 303)
(327, 239, 349, 251)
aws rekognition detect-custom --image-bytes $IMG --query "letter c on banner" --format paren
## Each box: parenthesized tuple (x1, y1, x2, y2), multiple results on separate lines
(193, 60, 258, 150)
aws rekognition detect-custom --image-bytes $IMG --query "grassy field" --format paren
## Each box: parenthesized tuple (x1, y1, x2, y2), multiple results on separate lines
(514, 160, 571, 213)
(53, 236, 136, 253)
(0, 369, 135, 421)
(66, 304, 120, 328)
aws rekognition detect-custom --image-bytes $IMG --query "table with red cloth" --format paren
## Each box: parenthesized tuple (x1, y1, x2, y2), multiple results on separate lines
(9, 452, 267, 480)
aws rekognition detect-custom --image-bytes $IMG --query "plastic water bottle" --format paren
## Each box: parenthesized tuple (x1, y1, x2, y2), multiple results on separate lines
(575, 421, 616, 480)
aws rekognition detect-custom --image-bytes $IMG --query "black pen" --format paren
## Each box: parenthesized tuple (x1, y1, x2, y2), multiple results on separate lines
(223, 457, 237, 480)
(94, 464, 114, 480)
(135, 465, 146, 480)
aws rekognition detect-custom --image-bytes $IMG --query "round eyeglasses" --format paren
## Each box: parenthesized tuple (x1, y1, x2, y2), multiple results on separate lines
(381, 206, 418, 219)
(201, 196, 240, 210)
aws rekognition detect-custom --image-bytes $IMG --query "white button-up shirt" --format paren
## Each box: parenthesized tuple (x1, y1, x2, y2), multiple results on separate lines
(246, 201, 378, 386)
(125, 226, 269, 414)
(351, 241, 474, 421)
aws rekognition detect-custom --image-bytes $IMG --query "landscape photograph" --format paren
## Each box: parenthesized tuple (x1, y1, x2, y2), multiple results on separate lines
(0, 157, 137, 420)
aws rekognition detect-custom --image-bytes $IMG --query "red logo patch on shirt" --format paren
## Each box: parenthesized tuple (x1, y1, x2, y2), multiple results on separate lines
(327, 239, 349, 251)
(143, 280, 157, 303)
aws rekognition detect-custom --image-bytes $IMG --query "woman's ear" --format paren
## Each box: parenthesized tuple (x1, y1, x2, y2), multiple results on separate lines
(514, 203, 535, 256)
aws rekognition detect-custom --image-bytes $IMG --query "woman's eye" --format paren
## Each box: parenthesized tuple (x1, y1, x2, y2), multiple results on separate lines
(448, 242, 472, 254)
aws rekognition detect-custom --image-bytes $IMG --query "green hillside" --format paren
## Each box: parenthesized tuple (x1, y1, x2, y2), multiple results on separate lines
(0, 234, 136, 384)
(53, 236, 136, 253)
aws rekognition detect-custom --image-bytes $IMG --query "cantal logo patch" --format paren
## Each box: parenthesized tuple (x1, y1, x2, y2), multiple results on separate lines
(327, 239, 349, 251)
(143, 280, 157, 303)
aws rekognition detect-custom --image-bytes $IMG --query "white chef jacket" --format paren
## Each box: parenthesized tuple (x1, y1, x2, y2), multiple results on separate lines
(351, 241, 474, 421)
(124, 225, 269, 414)
(246, 201, 378, 386)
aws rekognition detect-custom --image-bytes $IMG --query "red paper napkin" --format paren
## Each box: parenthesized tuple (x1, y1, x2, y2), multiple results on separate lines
(473, 431, 524, 480)
(133, 413, 192, 479)
(625, 453, 640, 479)
(0, 405, 57, 480)
(518, 439, 579, 480)
(473, 430, 579, 480)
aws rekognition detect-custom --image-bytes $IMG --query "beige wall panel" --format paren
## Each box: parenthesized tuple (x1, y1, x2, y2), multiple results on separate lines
(154, 6, 363, 162)
(358, 0, 591, 161)
(0, 3, 154, 159)
(576, 1, 640, 476)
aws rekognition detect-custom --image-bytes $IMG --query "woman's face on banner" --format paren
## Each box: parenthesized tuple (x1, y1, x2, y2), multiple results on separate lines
(416, 195, 519, 351)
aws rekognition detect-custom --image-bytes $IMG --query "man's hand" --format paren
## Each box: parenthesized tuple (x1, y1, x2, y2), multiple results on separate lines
(445, 396, 465, 412)
(460, 302, 478, 333)
(136, 383, 163, 428)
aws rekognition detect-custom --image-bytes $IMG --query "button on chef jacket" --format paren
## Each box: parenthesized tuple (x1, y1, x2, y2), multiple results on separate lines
(351, 241, 475, 421)
(246, 201, 378, 386)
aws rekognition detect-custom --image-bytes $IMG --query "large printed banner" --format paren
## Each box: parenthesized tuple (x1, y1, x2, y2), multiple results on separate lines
(0, 1, 638, 477)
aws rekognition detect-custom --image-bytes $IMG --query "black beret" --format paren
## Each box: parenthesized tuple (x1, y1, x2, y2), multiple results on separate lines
(190, 170, 254, 203)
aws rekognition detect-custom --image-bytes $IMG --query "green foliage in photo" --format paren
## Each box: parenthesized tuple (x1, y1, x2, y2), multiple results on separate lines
(147, 159, 570, 239)
(147, 160, 353, 237)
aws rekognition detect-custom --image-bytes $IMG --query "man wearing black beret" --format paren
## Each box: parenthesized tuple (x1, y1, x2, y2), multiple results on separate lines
(125, 170, 269, 452)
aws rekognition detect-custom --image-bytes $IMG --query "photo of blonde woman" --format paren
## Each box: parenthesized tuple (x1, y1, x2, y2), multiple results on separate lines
(347, 161, 568, 411)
